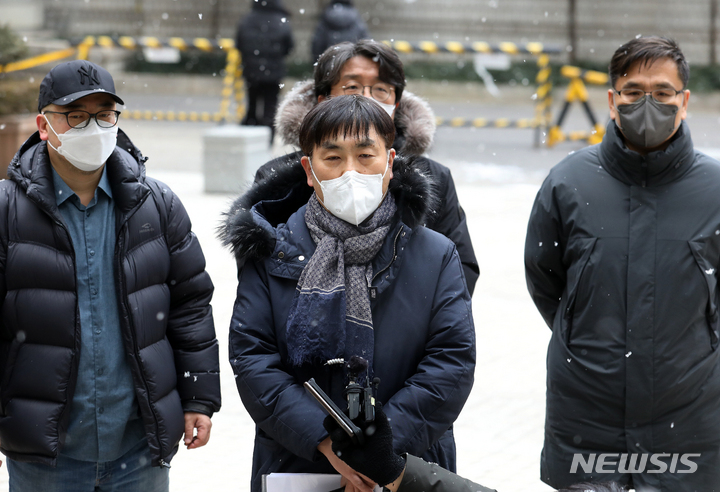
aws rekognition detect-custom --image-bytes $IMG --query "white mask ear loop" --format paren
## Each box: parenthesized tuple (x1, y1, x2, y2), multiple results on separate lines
(42, 114, 62, 153)
(382, 150, 391, 178)
(308, 157, 331, 209)
(308, 156, 321, 184)
(378, 150, 392, 197)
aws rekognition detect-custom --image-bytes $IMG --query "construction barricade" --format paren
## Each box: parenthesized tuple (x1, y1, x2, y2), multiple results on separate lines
(546, 65, 608, 147)
(386, 41, 559, 146)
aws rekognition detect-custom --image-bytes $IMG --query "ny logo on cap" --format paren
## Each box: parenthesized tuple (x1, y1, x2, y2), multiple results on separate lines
(78, 65, 100, 86)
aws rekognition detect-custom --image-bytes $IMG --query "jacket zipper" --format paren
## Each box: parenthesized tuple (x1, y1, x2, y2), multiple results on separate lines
(641, 157, 648, 187)
(114, 192, 169, 466)
(51, 217, 81, 447)
(368, 226, 404, 292)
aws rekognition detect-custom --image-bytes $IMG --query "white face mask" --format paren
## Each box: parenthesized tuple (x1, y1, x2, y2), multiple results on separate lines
(311, 153, 391, 226)
(44, 115, 118, 172)
(370, 98, 396, 118)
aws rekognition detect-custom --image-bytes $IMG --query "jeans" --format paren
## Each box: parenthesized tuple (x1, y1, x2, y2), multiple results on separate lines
(7, 438, 169, 492)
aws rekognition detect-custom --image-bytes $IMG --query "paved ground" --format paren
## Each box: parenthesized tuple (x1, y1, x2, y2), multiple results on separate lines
(3, 76, 720, 491)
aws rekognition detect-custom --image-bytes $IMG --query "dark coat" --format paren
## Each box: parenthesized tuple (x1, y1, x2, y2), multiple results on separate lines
(266, 80, 480, 294)
(311, 0, 370, 61)
(399, 454, 497, 492)
(0, 131, 221, 467)
(525, 121, 720, 490)
(220, 155, 476, 492)
(235, 0, 294, 84)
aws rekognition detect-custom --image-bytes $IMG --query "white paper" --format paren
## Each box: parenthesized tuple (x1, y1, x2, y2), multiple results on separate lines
(263, 473, 382, 492)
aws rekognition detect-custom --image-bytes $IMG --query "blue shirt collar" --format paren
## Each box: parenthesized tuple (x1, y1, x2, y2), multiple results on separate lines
(52, 165, 113, 207)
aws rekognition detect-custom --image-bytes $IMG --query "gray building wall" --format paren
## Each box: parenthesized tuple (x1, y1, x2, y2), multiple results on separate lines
(38, 0, 719, 65)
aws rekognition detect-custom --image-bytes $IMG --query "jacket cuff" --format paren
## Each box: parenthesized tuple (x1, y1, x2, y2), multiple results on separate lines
(183, 402, 214, 417)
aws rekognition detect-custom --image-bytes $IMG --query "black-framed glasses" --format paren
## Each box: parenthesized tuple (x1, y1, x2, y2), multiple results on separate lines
(614, 88, 685, 104)
(43, 110, 121, 129)
(341, 83, 395, 102)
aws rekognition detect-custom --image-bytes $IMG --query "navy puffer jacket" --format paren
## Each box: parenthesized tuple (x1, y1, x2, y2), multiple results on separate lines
(0, 130, 221, 466)
(220, 155, 475, 492)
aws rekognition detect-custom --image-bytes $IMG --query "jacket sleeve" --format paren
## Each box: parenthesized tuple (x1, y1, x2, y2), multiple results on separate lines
(400, 454, 497, 492)
(524, 176, 567, 328)
(161, 187, 221, 416)
(383, 241, 475, 458)
(229, 260, 329, 462)
(0, 184, 7, 349)
(423, 159, 480, 296)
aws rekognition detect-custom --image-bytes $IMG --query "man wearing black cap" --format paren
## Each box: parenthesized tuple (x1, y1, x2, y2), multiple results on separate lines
(0, 59, 221, 491)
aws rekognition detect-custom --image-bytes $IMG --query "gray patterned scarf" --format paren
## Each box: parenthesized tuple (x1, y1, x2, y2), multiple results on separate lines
(285, 192, 397, 375)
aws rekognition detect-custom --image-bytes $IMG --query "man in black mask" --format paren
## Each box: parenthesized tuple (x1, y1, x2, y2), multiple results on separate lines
(525, 37, 720, 491)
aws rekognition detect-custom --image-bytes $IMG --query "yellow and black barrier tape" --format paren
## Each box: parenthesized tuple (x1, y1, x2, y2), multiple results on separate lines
(72, 35, 235, 51)
(560, 65, 608, 85)
(548, 124, 604, 146)
(0, 47, 77, 74)
(534, 53, 553, 138)
(70, 35, 562, 55)
(122, 110, 224, 123)
(436, 117, 540, 129)
(386, 40, 561, 55)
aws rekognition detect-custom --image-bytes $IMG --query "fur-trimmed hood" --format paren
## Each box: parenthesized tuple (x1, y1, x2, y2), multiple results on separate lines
(274, 80, 437, 156)
(219, 153, 439, 262)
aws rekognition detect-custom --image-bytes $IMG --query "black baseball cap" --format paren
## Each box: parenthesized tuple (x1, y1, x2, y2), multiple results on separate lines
(38, 60, 124, 113)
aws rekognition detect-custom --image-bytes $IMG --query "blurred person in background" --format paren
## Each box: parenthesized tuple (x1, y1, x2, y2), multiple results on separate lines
(0, 60, 221, 491)
(235, 0, 294, 143)
(311, 0, 370, 62)
(257, 39, 480, 295)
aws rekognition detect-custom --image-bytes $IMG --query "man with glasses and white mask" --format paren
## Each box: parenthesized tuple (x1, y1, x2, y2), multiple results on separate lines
(254, 39, 479, 296)
(1, 60, 221, 491)
(221, 95, 475, 492)
(525, 37, 720, 490)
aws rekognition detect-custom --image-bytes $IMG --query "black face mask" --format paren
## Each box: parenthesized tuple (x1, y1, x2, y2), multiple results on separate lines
(615, 95, 680, 149)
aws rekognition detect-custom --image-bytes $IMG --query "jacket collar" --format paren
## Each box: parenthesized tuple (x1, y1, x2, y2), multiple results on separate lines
(9, 129, 150, 219)
(274, 79, 437, 156)
(219, 153, 437, 262)
(253, 201, 410, 296)
(599, 119, 695, 187)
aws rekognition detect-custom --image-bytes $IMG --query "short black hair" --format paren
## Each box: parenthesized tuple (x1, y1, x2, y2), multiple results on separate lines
(314, 39, 406, 103)
(609, 36, 689, 89)
(298, 95, 395, 157)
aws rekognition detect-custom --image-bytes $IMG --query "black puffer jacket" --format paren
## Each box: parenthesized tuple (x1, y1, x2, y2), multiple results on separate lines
(311, 0, 370, 61)
(264, 80, 480, 294)
(526, 121, 720, 491)
(235, 0, 294, 84)
(0, 131, 221, 466)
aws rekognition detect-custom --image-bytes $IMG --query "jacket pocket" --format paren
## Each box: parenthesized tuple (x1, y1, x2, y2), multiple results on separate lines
(562, 237, 597, 345)
(689, 240, 720, 350)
